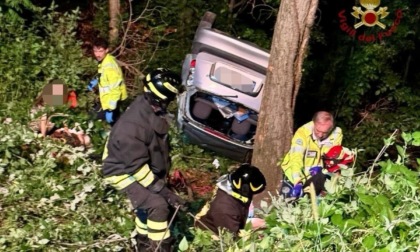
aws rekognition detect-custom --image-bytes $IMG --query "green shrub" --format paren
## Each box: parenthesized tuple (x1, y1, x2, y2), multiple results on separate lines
(0, 2, 95, 112)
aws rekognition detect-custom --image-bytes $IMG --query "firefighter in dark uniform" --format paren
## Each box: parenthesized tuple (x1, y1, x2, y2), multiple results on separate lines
(102, 68, 186, 252)
(195, 164, 266, 235)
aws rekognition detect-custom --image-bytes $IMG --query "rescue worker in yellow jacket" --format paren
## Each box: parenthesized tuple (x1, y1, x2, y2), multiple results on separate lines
(102, 69, 185, 251)
(280, 111, 343, 199)
(88, 37, 127, 125)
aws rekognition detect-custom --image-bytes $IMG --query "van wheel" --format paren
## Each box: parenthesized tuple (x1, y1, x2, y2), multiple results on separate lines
(198, 11, 216, 29)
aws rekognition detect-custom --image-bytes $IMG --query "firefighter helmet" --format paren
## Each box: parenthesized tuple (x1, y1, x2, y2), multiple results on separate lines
(144, 68, 181, 103)
(322, 145, 354, 173)
(229, 163, 266, 198)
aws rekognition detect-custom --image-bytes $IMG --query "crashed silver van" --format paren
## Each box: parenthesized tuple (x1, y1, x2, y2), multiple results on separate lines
(177, 11, 270, 162)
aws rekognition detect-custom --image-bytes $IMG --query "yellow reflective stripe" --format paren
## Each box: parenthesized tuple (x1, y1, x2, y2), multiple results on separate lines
(195, 202, 210, 219)
(132, 164, 155, 187)
(108, 100, 117, 109)
(290, 145, 304, 153)
(109, 81, 121, 89)
(147, 219, 170, 241)
(102, 138, 109, 160)
(250, 183, 263, 192)
(148, 82, 167, 100)
(135, 217, 148, 235)
(148, 219, 168, 230)
(232, 178, 241, 189)
(103, 165, 154, 190)
(99, 86, 111, 93)
(148, 230, 170, 241)
(163, 82, 178, 94)
(292, 173, 302, 184)
(231, 191, 248, 203)
(104, 175, 136, 190)
(99, 83, 120, 94)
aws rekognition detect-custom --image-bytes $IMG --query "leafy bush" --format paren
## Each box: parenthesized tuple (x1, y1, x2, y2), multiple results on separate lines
(180, 131, 420, 251)
(0, 120, 133, 251)
(0, 2, 95, 110)
(0, 116, 232, 251)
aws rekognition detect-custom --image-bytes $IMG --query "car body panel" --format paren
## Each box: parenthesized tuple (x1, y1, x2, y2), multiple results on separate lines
(177, 11, 270, 162)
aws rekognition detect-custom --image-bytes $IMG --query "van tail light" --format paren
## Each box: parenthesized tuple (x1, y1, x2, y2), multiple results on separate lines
(187, 59, 196, 86)
(190, 59, 196, 68)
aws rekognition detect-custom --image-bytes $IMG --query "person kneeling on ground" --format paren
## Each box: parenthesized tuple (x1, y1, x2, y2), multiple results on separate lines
(195, 163, 266, 236)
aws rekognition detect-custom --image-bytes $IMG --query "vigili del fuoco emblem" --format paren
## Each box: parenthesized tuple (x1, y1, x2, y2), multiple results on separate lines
(351, 0, 389, 29)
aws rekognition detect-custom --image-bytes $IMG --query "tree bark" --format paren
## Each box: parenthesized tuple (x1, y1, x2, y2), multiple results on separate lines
(252, 0, 319, 207)
(109, 0, 120, 43)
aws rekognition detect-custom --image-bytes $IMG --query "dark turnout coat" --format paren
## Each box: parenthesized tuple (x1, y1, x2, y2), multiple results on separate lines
(195, 189, 250, 235)
(102, 94, 171, 179)
(101, 94, 173, 241)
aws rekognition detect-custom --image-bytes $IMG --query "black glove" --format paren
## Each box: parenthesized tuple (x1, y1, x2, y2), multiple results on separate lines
(159, 187, 187, 211)
(148, 179, 187, 211)
(303, 172, 327, 196)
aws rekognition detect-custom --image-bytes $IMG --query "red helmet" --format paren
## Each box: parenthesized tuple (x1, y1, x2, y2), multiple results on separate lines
(322, 146, 354, 173)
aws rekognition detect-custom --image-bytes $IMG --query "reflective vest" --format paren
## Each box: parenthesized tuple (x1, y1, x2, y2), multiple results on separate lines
(98, 54, 127, 110)
(281, 121, 343, 184)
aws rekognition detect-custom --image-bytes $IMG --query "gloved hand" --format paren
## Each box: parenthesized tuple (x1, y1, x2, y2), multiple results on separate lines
(105, 110, 114, 124)
(309, 166, 322, 176)
(290, 183, 303, 198)
(159, 187, 187, 211)
(87, 78, 98, 91)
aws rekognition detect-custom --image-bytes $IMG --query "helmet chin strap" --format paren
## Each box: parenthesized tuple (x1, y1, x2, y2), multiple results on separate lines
(216, 175, 250, 203)
(145, 92, 170, 115)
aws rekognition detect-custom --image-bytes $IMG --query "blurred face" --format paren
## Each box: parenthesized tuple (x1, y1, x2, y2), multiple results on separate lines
(42, 83, 68, 106)
(313, 121, 333, 140)
(93, 46, 108, 61)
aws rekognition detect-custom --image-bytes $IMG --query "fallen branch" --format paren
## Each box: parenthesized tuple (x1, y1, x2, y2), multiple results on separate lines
(53, 234, 129, 249)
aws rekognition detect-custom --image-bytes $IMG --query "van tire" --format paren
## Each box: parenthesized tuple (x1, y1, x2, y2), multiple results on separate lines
(198, 11, 216, 30)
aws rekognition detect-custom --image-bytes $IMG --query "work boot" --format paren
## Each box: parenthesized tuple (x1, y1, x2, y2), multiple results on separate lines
(134, 235, 150, 252)
(148, 237, 174, 252)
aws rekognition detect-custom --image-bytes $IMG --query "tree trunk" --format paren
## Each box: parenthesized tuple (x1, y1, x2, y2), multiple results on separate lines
(109, 0, 120, 43)
(252, 0, 319, 207)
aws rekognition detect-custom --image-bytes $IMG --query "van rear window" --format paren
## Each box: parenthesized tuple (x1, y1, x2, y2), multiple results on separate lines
(210, 62, 263, 95)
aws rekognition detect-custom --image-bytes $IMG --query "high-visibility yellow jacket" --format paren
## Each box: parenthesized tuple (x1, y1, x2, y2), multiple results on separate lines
(98, 54, 127, 110)
(281, 121, 343, 185)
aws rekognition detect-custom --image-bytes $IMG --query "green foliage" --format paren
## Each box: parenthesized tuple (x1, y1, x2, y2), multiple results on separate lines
(2, 0, 420, 250)
(300, 1, 420, 167)
(81, 0, 276, 97)
(180, 131, 420, 251)
(0, 0, 40, 23)
(0, 2, 95, 107)
(0, 121, 133, 251)
(169, 126, 234, 174)
(0, 116, 230, 251)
